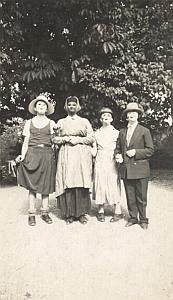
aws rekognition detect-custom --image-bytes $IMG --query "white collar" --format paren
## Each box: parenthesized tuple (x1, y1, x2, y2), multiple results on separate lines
(127, 122, 138, 128)
(67, 115, 78, 120)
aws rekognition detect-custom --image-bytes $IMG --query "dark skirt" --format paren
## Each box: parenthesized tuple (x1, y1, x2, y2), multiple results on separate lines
(17, 147, 56, 195)
(57, 187, 91, 218)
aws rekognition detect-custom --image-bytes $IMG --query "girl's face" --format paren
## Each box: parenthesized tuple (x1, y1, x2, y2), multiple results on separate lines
(67, 101, 77, 114)
(34, 101, 48, 115)
(100, 113, 113, 125)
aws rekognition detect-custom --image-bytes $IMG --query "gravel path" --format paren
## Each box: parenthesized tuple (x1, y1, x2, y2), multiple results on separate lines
(0, 182, 173, 300)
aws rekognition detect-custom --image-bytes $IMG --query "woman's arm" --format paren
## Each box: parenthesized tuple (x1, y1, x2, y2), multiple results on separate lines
(69, 119, 95, 146)
(21, 136, 29, 160)
(16, 120, 30, 162)
(114, 131, 123, 163)
(91, 141, 97, 157)
(52, 120, 72, 145)
(53, 135, 71, 144)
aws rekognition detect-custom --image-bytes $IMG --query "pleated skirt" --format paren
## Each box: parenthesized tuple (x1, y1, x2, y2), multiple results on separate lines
(57, 187, 91, 218)
(17, 147, 56, 195)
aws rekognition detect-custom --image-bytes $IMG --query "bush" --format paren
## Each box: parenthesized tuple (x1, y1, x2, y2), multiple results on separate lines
(0, 122, 24, 165)
(151, 128, 173, 169)
(0, 121, 24, 183)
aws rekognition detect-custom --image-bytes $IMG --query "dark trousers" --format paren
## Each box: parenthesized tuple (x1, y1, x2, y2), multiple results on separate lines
(123, 178, 149, 224)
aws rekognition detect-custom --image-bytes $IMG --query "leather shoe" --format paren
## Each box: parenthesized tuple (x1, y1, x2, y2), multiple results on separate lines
(41, 214, 53, 224)
(28, 215, 36, 226)
(110, 214, 122, 223)
(97, 213, 105, 222)
(139, 223, 148, 230)
(66, 217, 74, 225)
(125, 221, 138, 227)
(79, 215, 88, 224)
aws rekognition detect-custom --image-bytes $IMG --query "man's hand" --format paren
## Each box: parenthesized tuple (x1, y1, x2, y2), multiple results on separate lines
(126, 149, 136, 157)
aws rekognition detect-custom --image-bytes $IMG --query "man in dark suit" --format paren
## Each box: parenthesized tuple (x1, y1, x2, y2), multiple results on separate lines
(115, 103, 154, 229)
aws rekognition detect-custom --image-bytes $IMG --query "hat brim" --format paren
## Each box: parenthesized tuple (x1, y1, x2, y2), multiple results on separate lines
(122, 108, 143, 118)
(99, 110, 113, 117)
(28, 98, 54, 115)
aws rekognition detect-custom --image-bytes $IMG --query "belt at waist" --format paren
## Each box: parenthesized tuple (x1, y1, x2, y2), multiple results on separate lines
(29, 144, 51, 148)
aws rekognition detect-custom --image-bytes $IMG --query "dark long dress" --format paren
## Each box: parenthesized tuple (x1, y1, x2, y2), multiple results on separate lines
(55, 115, 94, 218)
(18, 120, 55, 195)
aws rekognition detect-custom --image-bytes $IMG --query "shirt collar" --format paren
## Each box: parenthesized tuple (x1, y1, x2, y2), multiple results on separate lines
(67, 115, 78, 120)
(127, 122, 138, 128)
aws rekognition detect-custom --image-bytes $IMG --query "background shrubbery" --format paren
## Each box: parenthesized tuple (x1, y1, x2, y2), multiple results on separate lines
(150, 128, 173, 169)
(0, 121, 24, 183)
(1, 0, 173, 182)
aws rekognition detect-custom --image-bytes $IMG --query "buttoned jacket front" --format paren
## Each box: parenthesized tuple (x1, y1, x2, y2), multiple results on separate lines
(115, 124, 154, 179)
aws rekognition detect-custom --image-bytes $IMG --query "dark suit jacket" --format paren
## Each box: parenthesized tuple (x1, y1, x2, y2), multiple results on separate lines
(115, 124, 154, 179)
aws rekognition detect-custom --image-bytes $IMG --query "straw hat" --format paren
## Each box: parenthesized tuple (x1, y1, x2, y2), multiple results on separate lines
(122, 102, 143, 118)
(28, 95, 54, 115)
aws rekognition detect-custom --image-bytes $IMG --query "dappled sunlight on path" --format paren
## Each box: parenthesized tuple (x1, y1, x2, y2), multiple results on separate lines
(0, 182, 173, 300)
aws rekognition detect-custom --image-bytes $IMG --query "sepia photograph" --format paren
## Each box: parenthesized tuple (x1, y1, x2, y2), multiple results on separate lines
(0, 0, 173, 299)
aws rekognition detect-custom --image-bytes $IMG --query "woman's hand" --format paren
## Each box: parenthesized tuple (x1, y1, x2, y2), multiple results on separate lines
(63, 136, 71, 143)
(15, 154, 25, 163)
(115, 153, 123, 163)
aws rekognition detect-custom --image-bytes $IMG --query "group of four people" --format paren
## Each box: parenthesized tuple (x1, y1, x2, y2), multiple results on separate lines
(17, 95, 154, 230)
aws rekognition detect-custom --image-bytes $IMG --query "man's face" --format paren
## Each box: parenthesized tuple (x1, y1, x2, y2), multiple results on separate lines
(100, 113, 113, 125)
(127, 111, 138, 123)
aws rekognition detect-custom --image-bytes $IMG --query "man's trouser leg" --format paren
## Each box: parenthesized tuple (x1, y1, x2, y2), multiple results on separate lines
(123, 179, 138, 223)
(135, 178, 149, 224)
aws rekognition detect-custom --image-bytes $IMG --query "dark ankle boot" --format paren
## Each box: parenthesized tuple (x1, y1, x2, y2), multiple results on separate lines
(41, 213, 53, 224)
(28, 215, 36, 226)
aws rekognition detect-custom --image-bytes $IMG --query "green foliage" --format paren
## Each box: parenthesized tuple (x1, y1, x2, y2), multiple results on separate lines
(72, 0, 173, 128)
(1, 0, 173, 129)
(0, 120, 24, 165)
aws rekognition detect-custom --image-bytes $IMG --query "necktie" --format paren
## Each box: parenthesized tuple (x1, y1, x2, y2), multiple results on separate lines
(126, 126, 134, 146)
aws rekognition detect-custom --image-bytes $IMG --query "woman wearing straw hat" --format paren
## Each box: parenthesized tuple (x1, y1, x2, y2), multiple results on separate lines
(53, 96, 94, 225)
(17, 95, 56, 226)
(115, 102, 154, 229)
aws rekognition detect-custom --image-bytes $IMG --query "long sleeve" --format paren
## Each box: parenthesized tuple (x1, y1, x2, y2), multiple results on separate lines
(76, 119, 95, 145)
(91, 141, 97, 157)
(53, 136, 67, 145)
(135, 129, 154, 160)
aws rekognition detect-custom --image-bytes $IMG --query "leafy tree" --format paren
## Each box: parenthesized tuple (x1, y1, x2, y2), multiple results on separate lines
(72, 0, 173, 128)
(0, 0, 173, 130)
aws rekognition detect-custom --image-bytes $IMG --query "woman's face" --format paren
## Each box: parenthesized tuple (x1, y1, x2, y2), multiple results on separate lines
(100, 113, 113, 125)
(67, 101, 78, 114)
(34, 101, 48, 115)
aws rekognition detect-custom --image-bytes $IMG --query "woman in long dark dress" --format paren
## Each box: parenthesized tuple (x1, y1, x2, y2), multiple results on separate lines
(53, 96, 94, 224)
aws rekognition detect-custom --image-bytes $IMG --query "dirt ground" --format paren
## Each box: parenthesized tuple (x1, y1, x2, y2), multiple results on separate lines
(0, 182, 173, 300)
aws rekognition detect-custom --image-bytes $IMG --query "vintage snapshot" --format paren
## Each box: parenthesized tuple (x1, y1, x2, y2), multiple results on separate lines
(0, 0, 173, 299)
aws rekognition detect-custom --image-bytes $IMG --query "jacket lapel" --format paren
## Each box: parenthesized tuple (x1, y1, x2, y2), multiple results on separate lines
(128, 124, 141, 147)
